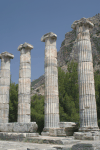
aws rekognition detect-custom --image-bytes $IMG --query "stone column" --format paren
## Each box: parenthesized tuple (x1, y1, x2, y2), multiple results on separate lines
(0, 51, 14, 123)
(71, 18, 99, 131)
(41, 32, 59, 132)
(18, 42, 33, 123)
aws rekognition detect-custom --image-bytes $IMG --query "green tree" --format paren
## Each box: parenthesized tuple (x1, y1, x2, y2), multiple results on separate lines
(94, 70, 100, 127)
(9, 81, 18, 122)
(31, 94, 44, 134)
(58, 67, 66, 105)
(58, 61, 79, 123)
(64, 61, 79, 112)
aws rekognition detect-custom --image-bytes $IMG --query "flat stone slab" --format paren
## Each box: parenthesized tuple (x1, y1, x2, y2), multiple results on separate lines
(0, 140, 73, 150)
(72, 143, 100, 150)
(0, 139, 100, 150)
(0, 132, 39, 142)
(41, 131, 49, 136)
(0, 122, 38, 133)
(27, 148, 57, 150)
(0, 133, 80, 145)
(74, 131, 100, 140)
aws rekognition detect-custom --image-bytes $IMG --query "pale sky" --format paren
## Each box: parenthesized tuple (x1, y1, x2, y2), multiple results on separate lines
(0, 0, 100, 84)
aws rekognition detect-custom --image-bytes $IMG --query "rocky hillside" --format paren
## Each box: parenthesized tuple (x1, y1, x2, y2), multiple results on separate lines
(31, 13, 100, 96)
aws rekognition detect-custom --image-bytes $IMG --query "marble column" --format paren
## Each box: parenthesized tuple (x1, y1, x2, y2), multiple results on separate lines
(0, 51, 14, 123)
(18, 42, 33, 123)
(71, 18, 99, 131)
(41, 32, 59, 132)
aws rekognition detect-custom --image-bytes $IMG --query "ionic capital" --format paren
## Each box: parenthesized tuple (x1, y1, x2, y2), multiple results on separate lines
(0, 51, 14, 59)
(41, 32, 57, 42)
(18, 42, 33, 51)
(71, 17, 94, 30)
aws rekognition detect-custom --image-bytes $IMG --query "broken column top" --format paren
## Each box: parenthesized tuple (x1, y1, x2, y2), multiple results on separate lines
(71, 17, 94, 30)
(0, 51, 14, 59)
(41, 32, 57, 42)
(18, 42, 33, 51)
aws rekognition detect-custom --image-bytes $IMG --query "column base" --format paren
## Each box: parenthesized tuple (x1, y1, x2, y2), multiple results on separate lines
(59, 122, 78, 136)
(41, 122, 78, 137)
(79, 127, 99, 132)
(74, 131, 100, 140)
(41, 127, 50, 136)
(41, 127, 66, 137)
(49, 128, 66, 137)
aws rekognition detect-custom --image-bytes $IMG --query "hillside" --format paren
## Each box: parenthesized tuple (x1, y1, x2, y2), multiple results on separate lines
(31, 13, 100, 96)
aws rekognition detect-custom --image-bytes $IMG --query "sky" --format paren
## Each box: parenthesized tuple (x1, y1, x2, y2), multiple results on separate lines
(0, 0, 100, 84)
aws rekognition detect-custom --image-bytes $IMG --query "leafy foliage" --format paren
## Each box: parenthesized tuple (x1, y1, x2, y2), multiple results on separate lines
(58, 61, 79, 123)
(31, 94, 44, 134)
(94, 70, 100, 127)
(9, 81, 18, 122)
(9, 61, 100, 133)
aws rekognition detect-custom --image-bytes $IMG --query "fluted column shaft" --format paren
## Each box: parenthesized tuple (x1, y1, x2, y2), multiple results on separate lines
(0, 52, 14, 123)
(41, 32, 59, 131)
(72, 18, 99, 131)
(18, 43, 33, 123)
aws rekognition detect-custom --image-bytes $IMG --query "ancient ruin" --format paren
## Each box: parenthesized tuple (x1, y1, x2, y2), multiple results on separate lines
(0, 17, 100, 150)
(41, 32, 77, 136)
(0, 45, 39, 136)
(41, 32, 60, 135)
(18, 42, 33, 123)
(0, 52, 14, 123)
(71, 17, 99, 139)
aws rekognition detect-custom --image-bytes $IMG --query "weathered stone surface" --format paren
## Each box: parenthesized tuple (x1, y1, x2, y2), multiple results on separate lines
(27, 148, 56, 150)
(0, 51, 14, 123)
(0, 140, 73, 150)
(17, 114, 30, 123)
(41, 132, 49, 136)
(74, 131, 100, 140)
(72, 143, 100, 150)
(18, 94, 30, 103)
(0, 134, 81, 146)
(59, 122, 77, 128)
(71, 18, 99, 131)
(41, 32, 60, 134)
(18, 103, 30, 114)
(49, 128, 66, 137)
(58, 122, 78, 136)
(0, 122, 38, 133)
(18, 43, 33, 123)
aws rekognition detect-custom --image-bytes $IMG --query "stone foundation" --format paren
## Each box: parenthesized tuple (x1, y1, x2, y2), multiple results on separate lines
(49, 128, 66, 137)
(41, 131, 49, 136)
(0, 122, 38, 133)
(59, 122, 78, 136)
(0, 132, 39, 142)
(72, 143, 100, 150)
(41, 122, 78, 137)
(74, 131, 100, 140)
